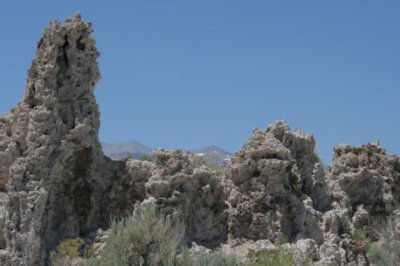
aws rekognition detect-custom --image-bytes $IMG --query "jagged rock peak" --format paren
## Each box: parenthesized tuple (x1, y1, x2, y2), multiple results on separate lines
(326, 142, 400, 225)
(0, 14, 109, 265)
(26, 12, 100, 101)
(3, 13, 103, 191)
(143, 150, 228, 247)
(224, 120, 330, 244)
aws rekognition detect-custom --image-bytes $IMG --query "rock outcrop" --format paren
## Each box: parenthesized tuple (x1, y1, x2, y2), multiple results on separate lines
(224, 121, 328, 245)
(0, 14, 399, 266)
(326, 143, 400, 230)
(143, 150, 228, 247)
(311, 143, 400, 265)
(0, 13, 103, 265)
(0, 14, 144, 265)
(222, 122, 400, 265)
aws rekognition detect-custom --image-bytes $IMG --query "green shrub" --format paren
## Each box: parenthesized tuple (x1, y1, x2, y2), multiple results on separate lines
(139, 155, 153, 162)
(367, 215, 400, 266)
(124, 152, 133, 160)
(50, 238, 84, 266)
(84, 244, 95, 259)
(276, 235, 289, 245)
(85, 204, 181, 266)
(351, 228, 368, 242)
(249, 247, 295, 266)
(338, 217, 351, 235)
(178, 248, 241, 266)
(367, 245, 393, 266)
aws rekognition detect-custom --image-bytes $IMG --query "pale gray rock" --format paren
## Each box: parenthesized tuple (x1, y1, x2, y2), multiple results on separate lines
(292, 239, 319, 264)
(326, 143, 400, 229)
(0, 14, 147, 265)
(0, 13, 105, 265)
(143, 150, 228, 247)
(224, 121, 327, 245)
(316, 235, 348, 265)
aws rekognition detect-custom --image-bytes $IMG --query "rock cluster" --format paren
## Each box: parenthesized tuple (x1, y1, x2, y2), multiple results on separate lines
(0, 14, 399, 265)
(218, 123, 399, 265)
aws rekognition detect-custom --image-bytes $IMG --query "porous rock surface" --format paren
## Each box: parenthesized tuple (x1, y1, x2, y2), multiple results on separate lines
(0, 14, 399, 266)
(220, 123, 400, 265)
(224, 121, 328, 244)
(327, 143, 400, 227)
(0, 14, 146, 265)
(142, 150, 228, 247)
(313, 143, 400, 265)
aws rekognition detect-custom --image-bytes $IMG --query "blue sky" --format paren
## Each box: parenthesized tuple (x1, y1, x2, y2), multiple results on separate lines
(0, 1, 399, 163)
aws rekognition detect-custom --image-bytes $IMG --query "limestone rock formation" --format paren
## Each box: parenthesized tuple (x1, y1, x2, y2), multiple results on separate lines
(0, 13, 399, 266)
(0, 13, 103, 265)
(224, 121, 328, 245)
(0, 14, 145, 265)
(221, 121, 400, 265)
(143, 150, 228, 247)
(326, 143, 400, 230)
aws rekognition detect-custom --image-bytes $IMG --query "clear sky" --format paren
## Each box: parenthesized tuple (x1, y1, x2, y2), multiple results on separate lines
(0, 1, 399, 163)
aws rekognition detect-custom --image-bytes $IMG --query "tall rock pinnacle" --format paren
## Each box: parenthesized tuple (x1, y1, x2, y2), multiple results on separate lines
(0, 14, 113, 265)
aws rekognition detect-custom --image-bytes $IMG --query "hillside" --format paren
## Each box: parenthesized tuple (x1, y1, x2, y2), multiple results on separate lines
(101, 141, 154, 159)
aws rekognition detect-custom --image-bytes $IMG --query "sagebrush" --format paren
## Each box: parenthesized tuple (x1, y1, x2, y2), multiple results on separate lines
(85, 204, 181, 266)
(367, 215, 400, 266)
(178, 247, 241, 266)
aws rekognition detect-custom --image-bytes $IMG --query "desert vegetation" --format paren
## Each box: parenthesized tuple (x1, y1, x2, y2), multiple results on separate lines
(84, 204, 180, 266)
(248, 248, 295, 266)
(366, 214, 400, 266)
(50, 238, 85, 266)
(51, 204, 313, 266)
(84, 203, 242, 266)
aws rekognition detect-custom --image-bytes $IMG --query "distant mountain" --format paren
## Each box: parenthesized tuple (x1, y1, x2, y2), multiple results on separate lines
(101, 142, 232, 165)
(101, 141, 153, 159)
(192, 145, 232, 165)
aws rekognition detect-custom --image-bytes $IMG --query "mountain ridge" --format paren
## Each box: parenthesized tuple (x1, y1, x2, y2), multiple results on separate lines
(101, 141, 232, 164)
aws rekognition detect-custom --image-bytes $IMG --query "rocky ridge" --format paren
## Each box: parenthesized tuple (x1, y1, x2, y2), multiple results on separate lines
(0, 14, 399, 265)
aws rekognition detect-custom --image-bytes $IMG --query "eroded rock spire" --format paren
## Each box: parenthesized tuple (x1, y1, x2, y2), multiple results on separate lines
(0, 13, 112, 265)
